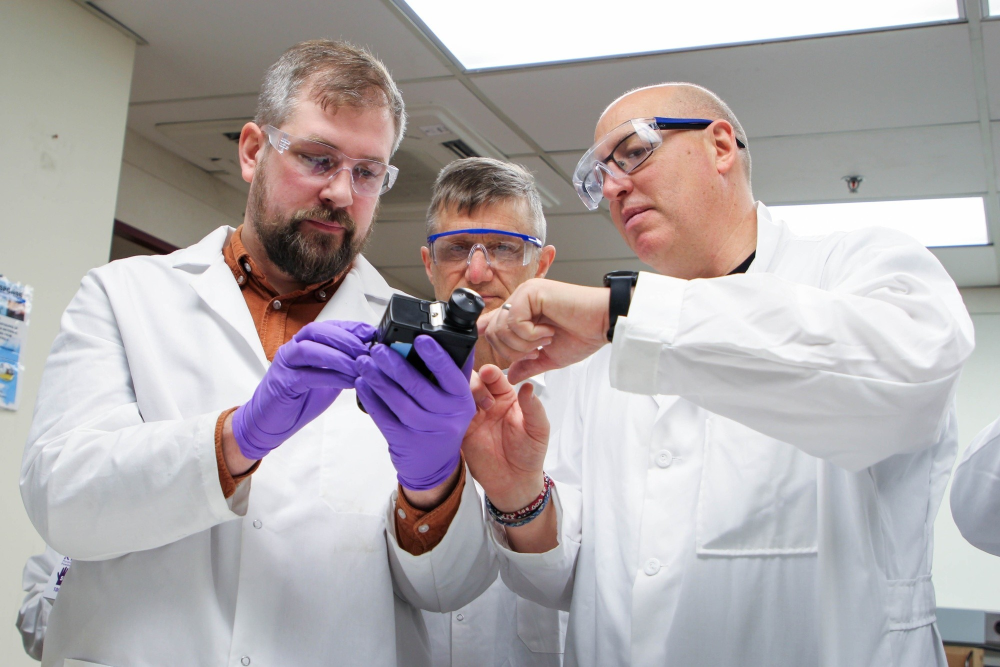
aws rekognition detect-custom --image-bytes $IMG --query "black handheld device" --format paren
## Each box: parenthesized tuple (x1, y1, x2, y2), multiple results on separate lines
(357, 288, 485, 411)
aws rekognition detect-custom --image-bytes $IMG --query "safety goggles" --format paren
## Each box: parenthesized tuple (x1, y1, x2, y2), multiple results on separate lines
(426, 228, 543, 269)
(572, 117, 747, 210)
(262, 124, 399, 197)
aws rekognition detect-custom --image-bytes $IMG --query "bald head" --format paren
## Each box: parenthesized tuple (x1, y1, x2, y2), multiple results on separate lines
(601, 83, 751, 183)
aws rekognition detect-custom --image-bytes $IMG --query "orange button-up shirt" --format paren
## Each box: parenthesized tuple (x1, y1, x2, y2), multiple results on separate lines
(213, 226, 461, 555)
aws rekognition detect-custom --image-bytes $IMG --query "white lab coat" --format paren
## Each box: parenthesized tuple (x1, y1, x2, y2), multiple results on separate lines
(491, 203, 973, 667)
(17, 546, 64, 661)
(951, 417, 1000, 556)
(422, 368, 581, 667)
(20, 227, 497, 667)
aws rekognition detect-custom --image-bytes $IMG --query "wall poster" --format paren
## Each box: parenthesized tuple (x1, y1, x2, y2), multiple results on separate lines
(0, 275, 32, 410)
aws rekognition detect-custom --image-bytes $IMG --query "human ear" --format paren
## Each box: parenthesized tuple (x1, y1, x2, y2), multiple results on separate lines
(238, 122, 266, 184)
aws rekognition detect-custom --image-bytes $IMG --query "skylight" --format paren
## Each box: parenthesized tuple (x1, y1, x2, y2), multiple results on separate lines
(402, 0, 960, 70)
(770, 197, 989, 248)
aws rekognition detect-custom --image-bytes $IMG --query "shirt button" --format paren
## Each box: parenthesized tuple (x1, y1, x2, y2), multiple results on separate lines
(243, 262, 252, 274)
(241, 657, 251, 666)
(655, 450, 673, 468)
(418, 524, 430, 534)
(456, 613, 465, 622)
(272, 300, 281, 310)
(252, 519, 262, 529)
(397, 508, 407, 520)
(643, 558, 661, 576)
(237, 274, 245, 285)
(318, 290, 327, 300)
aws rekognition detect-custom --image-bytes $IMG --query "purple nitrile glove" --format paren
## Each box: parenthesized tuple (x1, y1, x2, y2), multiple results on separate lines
(232, 320, 377, 460)
(355, 336, 476, 491)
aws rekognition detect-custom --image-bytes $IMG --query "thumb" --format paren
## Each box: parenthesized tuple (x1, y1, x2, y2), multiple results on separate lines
(507, 355, 558, 385)
(517, 382, 550, 443)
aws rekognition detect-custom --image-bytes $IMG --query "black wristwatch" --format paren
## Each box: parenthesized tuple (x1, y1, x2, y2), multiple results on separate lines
(603, 271, 639, 341)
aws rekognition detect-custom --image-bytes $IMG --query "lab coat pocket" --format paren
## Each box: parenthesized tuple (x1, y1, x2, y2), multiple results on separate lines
(319, 390, 398, 516)
(695, 416, 818, 556)
(516, 597, 567, 654)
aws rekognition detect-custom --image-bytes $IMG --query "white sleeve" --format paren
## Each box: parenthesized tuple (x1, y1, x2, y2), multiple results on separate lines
(16, 547, 63, 661)
(611, 229, 974, 472)
(490, 368, 587, 612)
(385, 468, 499, 613)
(20, 273, 241, 561)
(951, 418, 1000, 556)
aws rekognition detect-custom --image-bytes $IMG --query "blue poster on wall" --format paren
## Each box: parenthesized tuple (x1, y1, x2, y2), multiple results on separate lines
(0, 276, 32, 410)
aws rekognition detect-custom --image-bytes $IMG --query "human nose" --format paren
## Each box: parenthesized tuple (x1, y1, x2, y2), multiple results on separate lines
(320, 167, 355, 208)
(601, 167, 632, 203)
(465, 245, 494, 284)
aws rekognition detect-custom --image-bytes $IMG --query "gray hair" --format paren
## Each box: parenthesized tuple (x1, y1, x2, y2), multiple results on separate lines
(255, 40, 407, 154)
(426, 157, 547, 243)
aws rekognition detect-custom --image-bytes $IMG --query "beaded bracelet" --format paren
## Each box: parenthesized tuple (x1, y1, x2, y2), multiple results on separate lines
(486, 474, 553, 528)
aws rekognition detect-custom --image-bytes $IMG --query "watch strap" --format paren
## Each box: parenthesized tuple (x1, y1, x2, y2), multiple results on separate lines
(603, 271, 639, 341)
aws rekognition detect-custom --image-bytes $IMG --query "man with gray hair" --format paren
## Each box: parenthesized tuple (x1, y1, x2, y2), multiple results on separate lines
(464, 82, 973, 666)
(417, 157, 572, 666)
(21, 40, 495, 666)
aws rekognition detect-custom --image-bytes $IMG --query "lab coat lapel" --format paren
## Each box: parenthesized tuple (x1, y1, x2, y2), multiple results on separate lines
(315, 255, 396, 327)
(178, 227, 269, 372)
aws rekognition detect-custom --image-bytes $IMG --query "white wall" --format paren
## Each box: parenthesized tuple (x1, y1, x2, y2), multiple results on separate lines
(935, 288, 1000, 611)
(0, 1, 135, 664)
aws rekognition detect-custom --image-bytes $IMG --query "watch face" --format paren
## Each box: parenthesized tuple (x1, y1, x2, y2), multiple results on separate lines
(604, 270, 639, 286)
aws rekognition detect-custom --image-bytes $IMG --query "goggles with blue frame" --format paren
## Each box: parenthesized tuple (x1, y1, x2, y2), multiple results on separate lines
(572, 117, 747, 211)
(426, 228, 543, 269)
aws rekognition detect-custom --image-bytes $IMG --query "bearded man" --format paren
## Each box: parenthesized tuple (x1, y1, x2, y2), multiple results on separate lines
(20, 40, 495, 667)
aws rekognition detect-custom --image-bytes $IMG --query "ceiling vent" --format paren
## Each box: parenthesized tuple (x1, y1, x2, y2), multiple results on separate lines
(154, 106, 558, 221)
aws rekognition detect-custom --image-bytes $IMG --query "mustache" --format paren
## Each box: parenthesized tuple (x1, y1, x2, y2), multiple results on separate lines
(291, 206, 356, 232)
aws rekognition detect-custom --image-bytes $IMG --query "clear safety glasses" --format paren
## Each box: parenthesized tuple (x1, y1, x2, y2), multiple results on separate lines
(572, 117, 747, 210)
(427, 228, 543, 269)
(262, 125, 399, 197)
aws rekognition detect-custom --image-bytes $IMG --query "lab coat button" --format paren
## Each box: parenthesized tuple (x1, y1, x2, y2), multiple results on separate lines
(272, 300, 281, 310)
(456, 613, 465, 621)
(241, 657, 251, 666)
(643, 558, 661, 576)
(655, 450, 673, 468)
(252, 519, 262, 529)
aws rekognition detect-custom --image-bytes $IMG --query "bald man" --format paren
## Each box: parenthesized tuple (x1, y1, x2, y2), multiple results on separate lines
(463, 83, 973, 666)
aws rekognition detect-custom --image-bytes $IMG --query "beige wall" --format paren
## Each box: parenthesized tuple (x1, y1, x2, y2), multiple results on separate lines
(0, 0, 135, 663)
(116, 129, 246, 247)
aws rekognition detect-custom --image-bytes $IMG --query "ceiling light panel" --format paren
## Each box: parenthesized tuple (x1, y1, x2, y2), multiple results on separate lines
(770, 197, 989, 248)
(402, 0, 959, 70)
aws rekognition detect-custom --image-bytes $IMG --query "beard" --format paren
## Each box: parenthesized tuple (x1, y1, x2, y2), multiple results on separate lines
(247, 164, 374, 285)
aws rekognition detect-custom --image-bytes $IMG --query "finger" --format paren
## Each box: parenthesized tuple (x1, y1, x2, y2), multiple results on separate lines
(478, 363, 516, 399)
(287, 366, 359, 392)
(413, 336, 471, 398)
(293, 320, 376, 356)
(506, 355, 560, 385)
(517, 382, 551, 443)
(367, 344, 443, 412)
(469, 370, 494, 411)
(356, 355, 434, 428)
(355, 377, 403, 433)
(477, 309, 498, 336)
(280, 339, 360, 376)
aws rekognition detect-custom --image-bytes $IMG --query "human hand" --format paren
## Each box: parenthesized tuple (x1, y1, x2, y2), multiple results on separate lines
(462, 365, 550, 512)
(355, 336, 476, 496)
(479, 278, 609, 384)
(231, 320, 376, 460)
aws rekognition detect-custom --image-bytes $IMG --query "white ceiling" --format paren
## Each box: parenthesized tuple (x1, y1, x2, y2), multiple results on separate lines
(92, 0, 1000, 298)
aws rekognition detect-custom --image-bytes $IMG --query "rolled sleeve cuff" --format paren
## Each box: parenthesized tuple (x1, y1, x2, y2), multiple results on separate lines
(610, 271, 686, 395)
(214, 407, 260, 500)
(394, 458, 467, 556)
